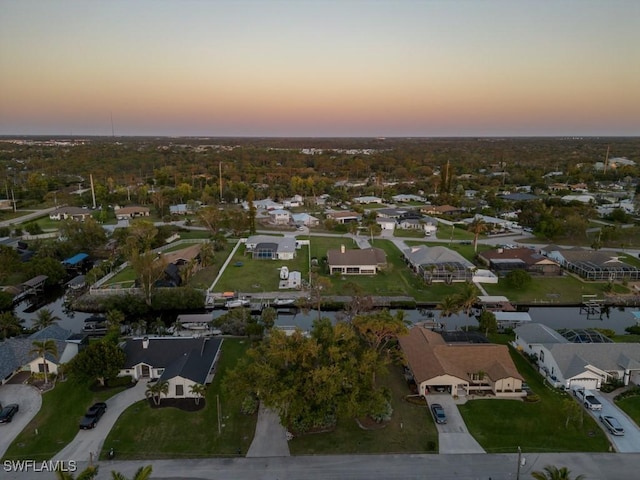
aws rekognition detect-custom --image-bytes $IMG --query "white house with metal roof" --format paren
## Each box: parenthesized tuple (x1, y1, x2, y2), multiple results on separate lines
(513, 323, 640, 390)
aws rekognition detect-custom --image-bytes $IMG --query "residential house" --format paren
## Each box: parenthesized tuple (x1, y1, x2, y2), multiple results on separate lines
(478, 247, 561, 276)
(327, 245, 387, 275)
(326, 211, 361, 224)
(421, 216, 438, 236)
(398, 218, 422, 230)
(0, 325, 86, 384)
(376, 218, 396, 231)
(119, 336, 223, 399)
(513, 323, 640, 389)
(421, 204, 462, 216)
(159, 243, 204, 286)
(169, 204, 189, 215)
(462, 214, 514, 232)
(392, 194, 425, 203)
(353, 195, 383, 204)
(245, 235, 297, 260)
(399, 326, 525, 398)
(376, 207, 408, 219)
(49, 206, 93, 221)
(114, 206, 150, 220)
(268, 209, 291, 225)
(291, 212, 319, 227)
(544, 247, 640, 281)
(282, 195, 304, 208)
(403, 245, 474, 284)
(242, 198, 283, 211)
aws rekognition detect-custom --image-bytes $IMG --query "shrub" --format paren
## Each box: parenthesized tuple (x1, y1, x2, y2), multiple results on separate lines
(369, 399, 393, 423)
(107, 375, 135, 388)
(240, 394, 259, 415)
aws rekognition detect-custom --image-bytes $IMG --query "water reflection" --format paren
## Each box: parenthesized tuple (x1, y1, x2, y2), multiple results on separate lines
(14, 291, 639, 336)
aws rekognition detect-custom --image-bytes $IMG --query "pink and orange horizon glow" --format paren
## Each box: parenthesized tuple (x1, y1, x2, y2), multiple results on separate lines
(1, 0, 639, 137)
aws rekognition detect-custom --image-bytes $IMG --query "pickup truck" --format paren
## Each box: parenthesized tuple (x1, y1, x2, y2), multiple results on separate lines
(573, 387, 602, 411)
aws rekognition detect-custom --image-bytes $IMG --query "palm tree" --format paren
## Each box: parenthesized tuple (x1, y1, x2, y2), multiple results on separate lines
(30, 339, 58, 384)
(438, 295, 461, 318)
(145, 380, 169, 406)
(56, 464, 99, 480)
(456, 282, 479, 317)
(189, 383, 207, 405)
(531, 465, 585, 480)
(0, 311, 23, 339)
(468, 217, 488, 253)
(111, 465, 153, 480)
(33, 308, 61, 330)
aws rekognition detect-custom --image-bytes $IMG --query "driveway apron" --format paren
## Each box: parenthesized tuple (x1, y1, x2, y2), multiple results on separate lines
(246, 403, 290, 457)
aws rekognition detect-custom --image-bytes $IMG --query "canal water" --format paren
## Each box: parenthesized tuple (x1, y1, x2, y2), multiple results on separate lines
(15, 291, 640, 336)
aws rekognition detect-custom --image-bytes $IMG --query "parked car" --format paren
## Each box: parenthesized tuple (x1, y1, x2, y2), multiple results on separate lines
(0, 404, 19, 423)
(79, 402, 107, 429)
(600, 415, 625, 436)
(430, 403, 447, 424)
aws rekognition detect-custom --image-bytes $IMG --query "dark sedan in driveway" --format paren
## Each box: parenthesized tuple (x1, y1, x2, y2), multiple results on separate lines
(79, 402, 107, 429)
(0, 404, 19, 423)
(430, 403, 447, 424)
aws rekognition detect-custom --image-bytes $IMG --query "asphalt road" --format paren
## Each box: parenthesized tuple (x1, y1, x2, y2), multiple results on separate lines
(0, 385, 42, 458)
(0, 207, 57, 228)
(4, 453, 640, 480)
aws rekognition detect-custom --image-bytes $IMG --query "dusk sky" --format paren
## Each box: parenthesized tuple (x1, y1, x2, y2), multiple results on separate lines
(1, 0, 638, 137)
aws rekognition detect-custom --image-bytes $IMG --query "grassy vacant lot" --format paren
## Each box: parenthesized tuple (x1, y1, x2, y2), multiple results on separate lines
(458, 345, 609, 453)
(289, 363, 438, 454)
(482, 275, 625, 304)
(434, 225, 475, 241)
(100, 338, 255, 459)
(3, 381, 126, 461)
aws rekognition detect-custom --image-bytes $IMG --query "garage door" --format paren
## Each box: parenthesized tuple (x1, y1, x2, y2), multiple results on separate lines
(569, 378, 598, 390)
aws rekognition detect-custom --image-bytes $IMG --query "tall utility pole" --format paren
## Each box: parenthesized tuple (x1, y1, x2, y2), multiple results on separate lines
(219, 161, 223, 202)
(90, 173, 97, 209)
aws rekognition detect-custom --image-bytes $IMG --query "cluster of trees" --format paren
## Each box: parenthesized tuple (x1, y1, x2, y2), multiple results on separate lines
(2, 137, 637, 214)
(224, 310, 408, 433)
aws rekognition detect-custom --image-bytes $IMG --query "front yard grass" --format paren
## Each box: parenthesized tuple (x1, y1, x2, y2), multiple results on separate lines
(100, 338, 255, 459)
(615, 392, 640, 426)
(458, 345, 610, 453)
(3, 380, 126, 461)
(289, 363, 438, 454)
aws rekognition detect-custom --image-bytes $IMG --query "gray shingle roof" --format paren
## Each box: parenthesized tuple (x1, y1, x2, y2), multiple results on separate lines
(123, 337, 223, 384)
(514, 323, 568, 345)
(547, 343, 640, 379)
(0, 325, 72, 381)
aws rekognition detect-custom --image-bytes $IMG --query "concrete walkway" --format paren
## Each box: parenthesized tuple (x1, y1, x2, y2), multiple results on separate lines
(52, 380, 147, 462)
(245, 403, 290, 457)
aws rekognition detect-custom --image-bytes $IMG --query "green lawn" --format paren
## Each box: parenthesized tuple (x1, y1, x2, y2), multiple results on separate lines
(3, 381, 126, 461)
(214, 240, 311, 293)
(393, 228, 426, 238)
(458, 346, 610, 453)
(615, 392, 640, 426)
(100, 338, 256, 459)
(289, 363, 438, 454)
(187, 241, 236, 290)
(434, 225, 475, 241)
(482, 275, 623, 304)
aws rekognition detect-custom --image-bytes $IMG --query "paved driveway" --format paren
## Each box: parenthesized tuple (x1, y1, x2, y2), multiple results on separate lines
(0, 384, 42, 458)
(425, 394, 485, 454)
(586, 395, 640, 452)
(246, 403, 290, 457)
(52, 381, 146, 462)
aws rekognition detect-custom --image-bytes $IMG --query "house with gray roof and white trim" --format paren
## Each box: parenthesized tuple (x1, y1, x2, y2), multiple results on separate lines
(513, 323, 640, 390)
